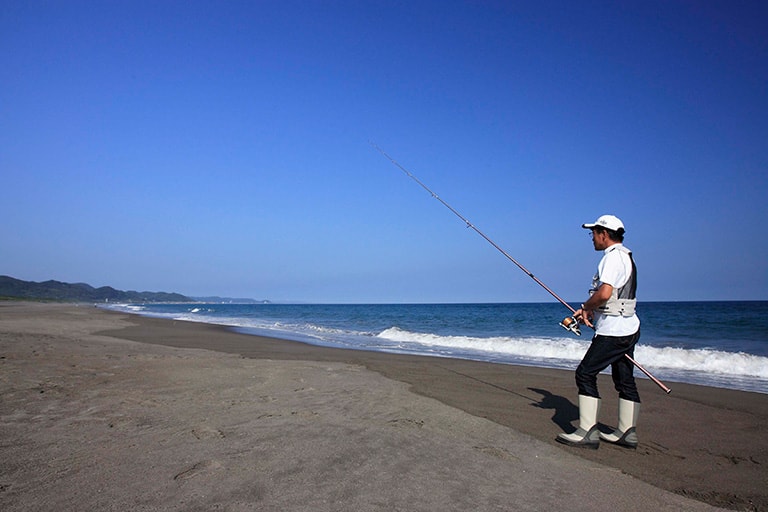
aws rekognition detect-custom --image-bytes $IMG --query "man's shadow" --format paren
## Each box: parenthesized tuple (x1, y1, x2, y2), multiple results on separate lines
(528, 388, 579, 432)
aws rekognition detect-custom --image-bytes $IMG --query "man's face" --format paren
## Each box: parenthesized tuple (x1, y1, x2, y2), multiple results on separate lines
(590, 228, 610, 251)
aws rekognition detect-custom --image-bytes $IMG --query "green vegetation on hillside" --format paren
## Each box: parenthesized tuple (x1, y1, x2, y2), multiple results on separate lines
(0, 275, 191, 303)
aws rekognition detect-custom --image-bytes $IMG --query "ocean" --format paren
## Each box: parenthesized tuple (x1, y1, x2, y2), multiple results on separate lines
(105, 301, 768, 395)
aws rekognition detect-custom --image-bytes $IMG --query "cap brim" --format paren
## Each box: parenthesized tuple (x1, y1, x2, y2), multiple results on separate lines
(582, 223, 597, 229)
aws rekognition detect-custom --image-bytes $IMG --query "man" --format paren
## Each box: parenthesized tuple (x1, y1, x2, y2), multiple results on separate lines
(556, 214, 641, 449)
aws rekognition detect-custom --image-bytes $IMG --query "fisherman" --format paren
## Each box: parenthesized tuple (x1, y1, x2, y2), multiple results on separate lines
(557, 214, 641, 449)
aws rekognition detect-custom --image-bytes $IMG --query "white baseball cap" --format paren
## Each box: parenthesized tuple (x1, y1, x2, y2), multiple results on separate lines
(582, 214, 625, 231)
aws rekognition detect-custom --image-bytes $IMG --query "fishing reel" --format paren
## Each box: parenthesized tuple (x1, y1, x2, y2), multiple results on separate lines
(559, 316, 581, 336)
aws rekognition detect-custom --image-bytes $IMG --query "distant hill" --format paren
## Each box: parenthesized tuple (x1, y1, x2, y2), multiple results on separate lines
(0, 275, 192, 303)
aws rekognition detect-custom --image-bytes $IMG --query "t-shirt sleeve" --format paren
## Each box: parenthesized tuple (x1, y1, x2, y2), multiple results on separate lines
(598, 251, 628, 289)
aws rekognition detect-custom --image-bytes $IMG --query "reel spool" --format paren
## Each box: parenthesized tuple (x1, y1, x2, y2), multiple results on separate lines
(559, 316, 581, 336)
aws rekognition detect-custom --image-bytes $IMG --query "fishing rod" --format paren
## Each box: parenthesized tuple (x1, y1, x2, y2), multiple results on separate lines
(372, 142, 671, 394)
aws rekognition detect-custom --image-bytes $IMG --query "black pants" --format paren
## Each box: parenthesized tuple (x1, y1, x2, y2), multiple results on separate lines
(575, 330, 641, 402)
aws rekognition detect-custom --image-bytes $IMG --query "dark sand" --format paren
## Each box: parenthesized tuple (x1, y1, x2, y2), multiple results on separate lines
(1, 302, 766, 511)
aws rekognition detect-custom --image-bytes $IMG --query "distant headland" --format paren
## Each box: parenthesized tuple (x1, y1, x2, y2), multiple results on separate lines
(0, 275, 269, 304)
(0, 275, 190, 303)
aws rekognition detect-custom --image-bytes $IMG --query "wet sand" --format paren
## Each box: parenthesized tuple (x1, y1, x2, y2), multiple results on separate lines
(1, 302, 765, 511)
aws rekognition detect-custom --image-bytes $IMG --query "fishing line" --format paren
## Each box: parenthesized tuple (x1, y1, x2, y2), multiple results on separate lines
(372, 141, 671, 394)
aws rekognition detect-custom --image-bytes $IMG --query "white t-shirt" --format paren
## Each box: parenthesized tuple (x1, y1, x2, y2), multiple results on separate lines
(592, 244, 640, 336)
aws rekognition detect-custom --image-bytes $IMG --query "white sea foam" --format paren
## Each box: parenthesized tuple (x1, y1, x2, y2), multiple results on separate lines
(635, 345, 768, 378)
(119, 304, 146, 312)
(377, 327, 768, 379)
(378, 327, 589, 360)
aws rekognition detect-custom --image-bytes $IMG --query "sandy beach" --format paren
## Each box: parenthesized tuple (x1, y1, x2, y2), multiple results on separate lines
(1, 303, 766, 511)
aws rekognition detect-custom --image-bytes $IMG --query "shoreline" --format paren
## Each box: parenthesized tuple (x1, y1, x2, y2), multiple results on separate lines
(2, 302, 766, 511)
(100, 301, 768, 396)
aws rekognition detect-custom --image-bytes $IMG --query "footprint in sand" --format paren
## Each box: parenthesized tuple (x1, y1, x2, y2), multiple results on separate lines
(173, 460, 223, 481)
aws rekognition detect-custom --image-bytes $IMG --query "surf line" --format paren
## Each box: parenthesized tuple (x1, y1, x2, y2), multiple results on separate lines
(371, 141, 671, 394)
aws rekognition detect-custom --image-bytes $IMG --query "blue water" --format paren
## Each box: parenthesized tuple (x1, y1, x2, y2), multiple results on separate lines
(105, 301, 768, 394)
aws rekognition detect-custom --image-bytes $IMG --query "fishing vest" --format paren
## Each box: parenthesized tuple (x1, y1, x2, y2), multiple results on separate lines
(591, 245, 637, 317)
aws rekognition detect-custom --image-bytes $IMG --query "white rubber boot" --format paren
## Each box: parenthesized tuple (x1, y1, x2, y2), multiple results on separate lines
(556, 395, 601, 449)
(600, 398, 640, 449)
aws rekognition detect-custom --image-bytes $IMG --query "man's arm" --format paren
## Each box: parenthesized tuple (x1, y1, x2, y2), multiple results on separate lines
(575, 283, 613, 328)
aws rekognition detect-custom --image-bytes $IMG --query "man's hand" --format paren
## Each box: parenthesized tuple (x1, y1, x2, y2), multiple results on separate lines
(577, 283, 613, 328)
(574, 308, 594, 328)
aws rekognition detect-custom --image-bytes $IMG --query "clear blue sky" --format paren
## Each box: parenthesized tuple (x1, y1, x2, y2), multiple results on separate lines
(2, 1, 766, 303)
